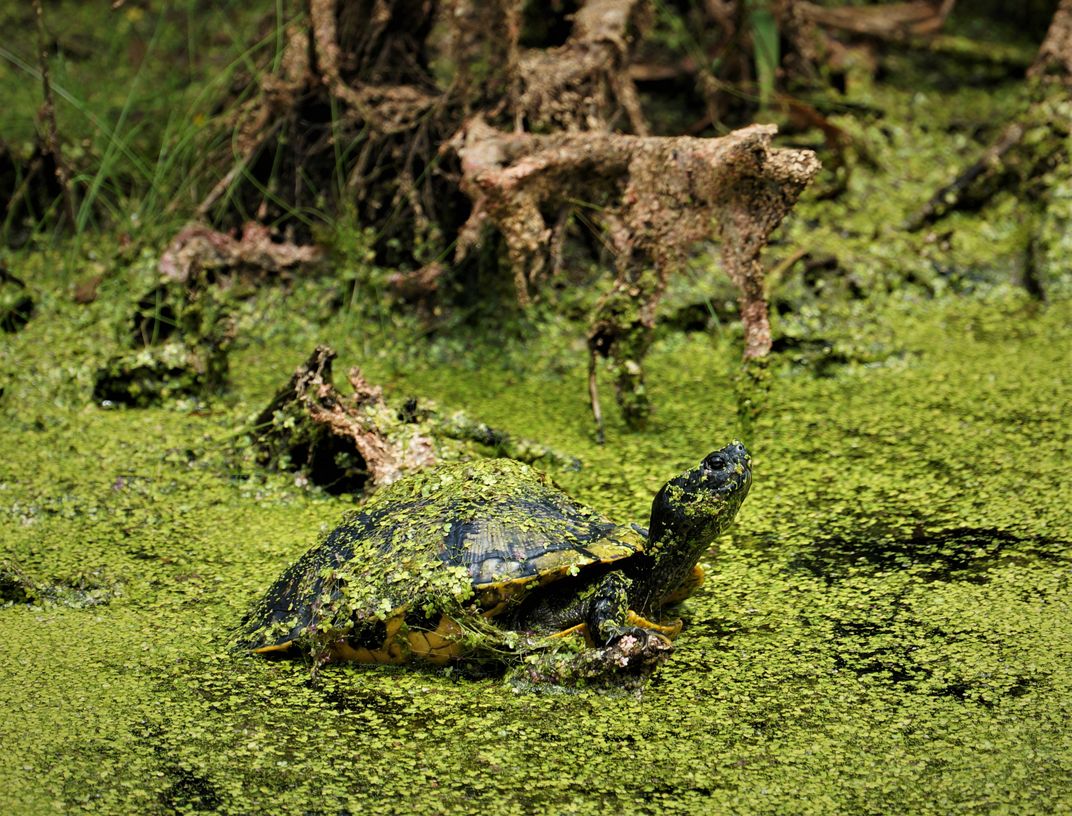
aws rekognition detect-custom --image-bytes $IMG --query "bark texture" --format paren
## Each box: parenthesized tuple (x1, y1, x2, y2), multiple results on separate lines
(1030, 0, 1072, 80)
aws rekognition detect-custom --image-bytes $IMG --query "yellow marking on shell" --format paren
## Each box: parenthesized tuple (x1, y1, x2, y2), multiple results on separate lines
(472, 533, 642, 614)
(661, 564, 705, 605)
(330, 612, 465, 665)
(626, 610, 683, 639)
(479, 599, 510, 618)
(474, 566, 570, 613)
(406, 615, 465, 665)
(332, 612, 409, 664)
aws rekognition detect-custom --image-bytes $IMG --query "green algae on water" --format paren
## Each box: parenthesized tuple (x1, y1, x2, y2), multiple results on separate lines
(1, 46, 1072, 811)
(1, 254, 1070, 812)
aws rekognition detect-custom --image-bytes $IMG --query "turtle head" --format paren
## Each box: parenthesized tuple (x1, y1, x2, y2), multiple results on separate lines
(639, 442, 751, 606)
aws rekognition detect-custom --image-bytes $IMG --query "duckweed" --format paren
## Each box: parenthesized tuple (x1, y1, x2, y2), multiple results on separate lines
(0, 60, 1069, 812)
(1, 256, 1069, 812)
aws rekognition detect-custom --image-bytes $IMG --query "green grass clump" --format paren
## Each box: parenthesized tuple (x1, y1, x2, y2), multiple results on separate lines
(1, 1, 279, 241)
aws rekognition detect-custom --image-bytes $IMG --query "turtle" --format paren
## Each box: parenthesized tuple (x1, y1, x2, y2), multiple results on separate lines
(239, 441, 751, 671)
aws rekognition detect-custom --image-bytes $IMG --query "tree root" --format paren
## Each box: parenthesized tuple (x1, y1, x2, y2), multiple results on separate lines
(187, 0, 822, 437)
(516, 0, 651, 133)
(451, 118, 819, 434)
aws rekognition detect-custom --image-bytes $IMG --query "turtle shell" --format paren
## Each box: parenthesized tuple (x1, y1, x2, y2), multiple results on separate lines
(240, 459, 645, 659)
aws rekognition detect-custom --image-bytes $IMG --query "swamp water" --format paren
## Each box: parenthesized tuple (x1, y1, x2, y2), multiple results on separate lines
(0, 274, 1070, 814)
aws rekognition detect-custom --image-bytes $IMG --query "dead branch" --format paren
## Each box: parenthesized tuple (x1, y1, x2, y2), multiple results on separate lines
(252, 345, 429, 493)
(909, 0, 1072, 233)
(310, 0, 438, 132)
(420, 405, 582, 470)
(387, 262, 445, 303)
(906, 122, 1026, 231)
(796, 0, 955, 41)
(252, 346, 579, 494)
(906, 0, 1072, 300)
(917, 35, 1034, 72)
(779, 0, 990, 90)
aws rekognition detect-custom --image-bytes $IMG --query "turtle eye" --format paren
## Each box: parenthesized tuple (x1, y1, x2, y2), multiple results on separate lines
(704, 454, 726, 470)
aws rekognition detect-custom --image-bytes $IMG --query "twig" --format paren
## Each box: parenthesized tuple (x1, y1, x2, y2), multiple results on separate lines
(1, 155, 44, 241)
(764, 246, 810, 294)
(194, 120, 285, 218)
(588, 352, 606, 446)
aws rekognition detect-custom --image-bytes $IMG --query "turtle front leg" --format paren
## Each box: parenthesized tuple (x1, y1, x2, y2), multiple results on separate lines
(531, 571, 666, 647)
(585, 571, 639, 644)
(517, 571, 673, 683)
(586, 575, 674, 679)
(521, 571, 673, 647)
(585, 572, 676, 656)
(525, 571, 634, 644)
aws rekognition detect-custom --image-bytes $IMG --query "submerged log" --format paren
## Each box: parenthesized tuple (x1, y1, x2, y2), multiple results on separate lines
(159, 222, 321, 285)
(796, 0, 956, 40)
(907, 0, 1072, 297)
(251, 346, 579, 496)
(93, 341, 231, 408)
(251, 346, 431, 493)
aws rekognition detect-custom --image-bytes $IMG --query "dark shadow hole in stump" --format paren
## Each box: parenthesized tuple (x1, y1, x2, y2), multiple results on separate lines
(91, 361, 193, 407)
(520, 0, 580, 48)
(0, 294, 33, 333)
(297, 434, 370, 496)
